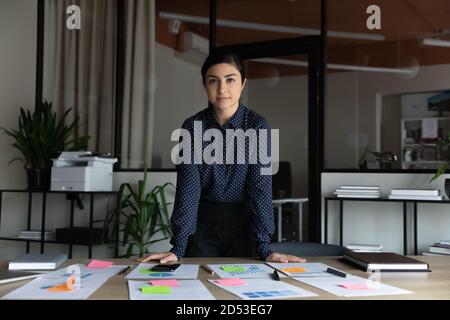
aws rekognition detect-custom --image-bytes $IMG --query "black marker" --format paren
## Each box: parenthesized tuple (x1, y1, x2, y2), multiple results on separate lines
(272, 270, 281, 281)
(326, 267, 347, 278)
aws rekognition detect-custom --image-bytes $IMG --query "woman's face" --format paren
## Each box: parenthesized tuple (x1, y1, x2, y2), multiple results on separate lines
(204, 63, 246, 112)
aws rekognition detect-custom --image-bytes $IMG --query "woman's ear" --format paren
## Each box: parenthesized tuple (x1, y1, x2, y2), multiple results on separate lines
(241, 78, 247, 90)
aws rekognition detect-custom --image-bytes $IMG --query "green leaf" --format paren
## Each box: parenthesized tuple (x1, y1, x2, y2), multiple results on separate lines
(430, 163, 448, 183)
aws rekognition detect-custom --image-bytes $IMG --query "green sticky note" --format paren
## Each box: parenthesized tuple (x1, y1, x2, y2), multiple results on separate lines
(141, 286, 172, 294)
(221, 266, 246, 272)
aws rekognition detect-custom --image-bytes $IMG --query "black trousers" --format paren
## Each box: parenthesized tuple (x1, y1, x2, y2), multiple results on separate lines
(185, 201, 258, 258)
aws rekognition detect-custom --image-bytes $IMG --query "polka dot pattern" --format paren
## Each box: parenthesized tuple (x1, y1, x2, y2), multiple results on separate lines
(170, 104, 275, 260)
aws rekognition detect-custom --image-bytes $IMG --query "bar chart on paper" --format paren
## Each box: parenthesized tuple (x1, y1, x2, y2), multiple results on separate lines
(207, 264, 281, 279)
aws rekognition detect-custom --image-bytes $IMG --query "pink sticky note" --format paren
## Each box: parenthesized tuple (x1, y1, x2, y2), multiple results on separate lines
(87, 260, 113, 269)
(214, 278, 246, 286)
(149, 279, 180, 287)
(340, 283, 370, 290)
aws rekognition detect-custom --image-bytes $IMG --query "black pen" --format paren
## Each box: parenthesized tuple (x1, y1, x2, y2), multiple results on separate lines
(119, 265, 131, 275)
(272, 270, 281, 281)
(326, 267, 347, 278)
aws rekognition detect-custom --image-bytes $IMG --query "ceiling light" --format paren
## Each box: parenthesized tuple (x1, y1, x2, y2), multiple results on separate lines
(419, 38, 450, 48)
(159, 11, 385, 41)
(252, 58, 414, 75)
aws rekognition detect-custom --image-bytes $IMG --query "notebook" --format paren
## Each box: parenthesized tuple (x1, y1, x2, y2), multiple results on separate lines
(342, 251, 430, 272)
(0, 269, 43, 284)
(8, 253, 67, 270)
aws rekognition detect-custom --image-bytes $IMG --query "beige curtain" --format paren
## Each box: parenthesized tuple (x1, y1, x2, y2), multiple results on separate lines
(43, 0, 117, 154)
(120, 0, 156, 168)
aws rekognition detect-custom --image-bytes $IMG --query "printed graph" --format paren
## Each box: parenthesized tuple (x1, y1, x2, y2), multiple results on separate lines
(208, 263, 278, 279)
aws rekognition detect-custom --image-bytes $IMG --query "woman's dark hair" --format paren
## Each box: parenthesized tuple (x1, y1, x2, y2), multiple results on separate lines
(201, 52, 246, 86)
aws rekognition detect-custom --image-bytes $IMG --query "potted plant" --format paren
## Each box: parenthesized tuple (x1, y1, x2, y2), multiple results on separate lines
(103, 170, 174, 258)
(430, 133, 450, 197)
(1, 100, 89, 190)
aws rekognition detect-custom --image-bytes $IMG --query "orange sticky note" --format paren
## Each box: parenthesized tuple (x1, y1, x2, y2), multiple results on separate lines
(48, 275, 74, 292)
(214, 278, 246, 286)
(281, 267, 306, 273)
(87, 260, 113, 269)
(340, 283, 370, 290)
(149, 279, 180, 287)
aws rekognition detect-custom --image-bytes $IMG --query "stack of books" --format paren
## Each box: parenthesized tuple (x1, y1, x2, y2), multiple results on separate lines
(423, 240, 450, 256)
(346, 243, 383, 252)
(18, 230, 56, 241)
(334, 185, 380, 198)
(388, 189, 443, 201)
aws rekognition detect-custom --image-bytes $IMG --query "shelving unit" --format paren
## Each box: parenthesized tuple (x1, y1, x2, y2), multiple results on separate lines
(401, 117, 450, 169)
(0, 190, 116, 259)
(324, 196, 450, 255)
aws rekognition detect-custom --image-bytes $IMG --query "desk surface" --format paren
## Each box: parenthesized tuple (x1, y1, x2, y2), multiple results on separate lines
(1, 256, 449, 300)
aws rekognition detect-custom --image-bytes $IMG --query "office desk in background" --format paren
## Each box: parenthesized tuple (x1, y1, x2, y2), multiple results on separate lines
(272, 198, 308, 242)
(1, 256, 449, 300)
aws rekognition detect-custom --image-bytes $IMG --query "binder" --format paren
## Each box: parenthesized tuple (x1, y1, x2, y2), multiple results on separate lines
(342, 252, 430, 272)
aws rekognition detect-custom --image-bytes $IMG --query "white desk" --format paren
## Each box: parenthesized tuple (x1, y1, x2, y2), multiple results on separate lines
(272, 198, 308, 242)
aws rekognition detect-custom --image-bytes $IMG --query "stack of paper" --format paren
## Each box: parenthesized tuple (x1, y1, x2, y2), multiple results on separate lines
(18, 230, 56, 241)
(423, 240, 450, 256)
(388, 189, 443, 201)
(346, 244, 383, 252)
(334, 185, 381, 198)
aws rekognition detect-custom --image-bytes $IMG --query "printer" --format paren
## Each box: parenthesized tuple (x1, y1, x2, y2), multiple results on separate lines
(50, 151, 118, 191)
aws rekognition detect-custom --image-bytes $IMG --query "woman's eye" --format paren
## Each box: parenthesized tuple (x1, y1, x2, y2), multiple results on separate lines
(208, 79, 216, 85)
(227, 78, 235, 83)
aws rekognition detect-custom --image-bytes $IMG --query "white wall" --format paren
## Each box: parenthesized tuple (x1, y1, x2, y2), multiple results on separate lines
(151, 43, 207, 168)
(322, 173, 450, 254)
(247, 75, 308, 197)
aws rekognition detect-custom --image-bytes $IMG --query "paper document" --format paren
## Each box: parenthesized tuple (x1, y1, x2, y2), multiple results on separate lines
(293, 274, 413, 297)
(126, 263, 199, 279)
(267, 262, 337, 277)
(209, 278, 318, 300)
(2, 264, 127, 300)
(128, 280, 215, 300)
(207, 264, 285, 279)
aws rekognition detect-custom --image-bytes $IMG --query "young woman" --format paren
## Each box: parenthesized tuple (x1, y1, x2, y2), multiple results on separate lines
(138, 53, 306, 264)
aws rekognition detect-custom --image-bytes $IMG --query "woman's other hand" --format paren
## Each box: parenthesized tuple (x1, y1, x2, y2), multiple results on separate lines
(265, 252, 307, 263)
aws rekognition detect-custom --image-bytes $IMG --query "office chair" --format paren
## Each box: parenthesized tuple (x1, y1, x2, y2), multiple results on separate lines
(272, 161, 292, 199)
(270, 241, 349, 257)
(272, 161, 298, 241)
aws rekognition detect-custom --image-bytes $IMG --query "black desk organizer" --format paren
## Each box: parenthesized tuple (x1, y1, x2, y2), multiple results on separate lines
(0, 189, 116, 258)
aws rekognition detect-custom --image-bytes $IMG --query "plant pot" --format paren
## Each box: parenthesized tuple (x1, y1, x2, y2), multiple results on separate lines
(26, 168, 51, 191)
(445, 178, 450, 199)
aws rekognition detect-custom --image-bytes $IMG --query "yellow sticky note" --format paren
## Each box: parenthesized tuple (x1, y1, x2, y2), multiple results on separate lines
(141, 285, 172, 295)
(281, 267, 306, 273)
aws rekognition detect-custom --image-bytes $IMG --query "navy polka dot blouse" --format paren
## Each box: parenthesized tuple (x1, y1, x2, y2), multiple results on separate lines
(169, 103, 275, 260)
